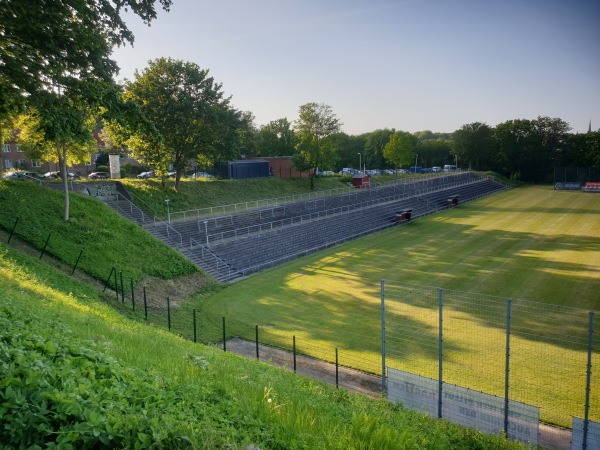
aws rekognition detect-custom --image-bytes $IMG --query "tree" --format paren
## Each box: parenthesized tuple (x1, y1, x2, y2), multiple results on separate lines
(383, 131, 417, 169)
(0, 0, 172, 177)
(16, 97, 96, 221)
(416, 139, 452, 168)
(293, 103, 342, 189)
(330, 132, 367, 171)
(452, 123, 495, 171)
(124, 58, 236, 189)
(364, 129, 395, 170)
(255, 118, 297, 157)
(494, 117, 571, 182)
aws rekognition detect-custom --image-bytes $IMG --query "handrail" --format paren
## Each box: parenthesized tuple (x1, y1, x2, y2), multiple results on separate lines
(231, 179, 503, 281)
(169, 184, 362, 222)
(189, 237, 241, 279)
(205, 191, 412, 245)
(122, 189, 160, 220)
(168, 170, 476, 222)
(204, 174, 488, 246)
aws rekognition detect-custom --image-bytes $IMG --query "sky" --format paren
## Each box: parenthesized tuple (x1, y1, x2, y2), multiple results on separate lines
(111, 0, 600, 135)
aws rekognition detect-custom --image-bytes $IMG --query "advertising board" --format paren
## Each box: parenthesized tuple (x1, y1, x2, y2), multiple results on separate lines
(387, 368, 539, 446)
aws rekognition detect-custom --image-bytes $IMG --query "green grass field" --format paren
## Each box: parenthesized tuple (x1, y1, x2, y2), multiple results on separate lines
(193, 185, 600, 427)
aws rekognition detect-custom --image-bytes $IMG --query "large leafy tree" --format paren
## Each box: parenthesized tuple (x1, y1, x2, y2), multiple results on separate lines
(0, 0, 172, 177)
(494, 116, 570, 182)
(364, 129, 394, 170)
(383, 131, 417, 169)
(124, 58, 237, 189)
(331, 132, 367, 171)
(16, 95, 97, 221)
(452, 123, 495, 171)
(255, 118, 297, 157)
(293, 102, 341, 189)
(416, 139, 453, 168)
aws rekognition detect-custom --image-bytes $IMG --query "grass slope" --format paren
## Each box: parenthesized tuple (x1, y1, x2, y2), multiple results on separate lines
(0, 181, 197, 283)
(0, 243, 523, 449)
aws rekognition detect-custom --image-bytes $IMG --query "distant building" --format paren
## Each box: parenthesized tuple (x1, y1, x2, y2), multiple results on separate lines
(251, 156, 312, 179)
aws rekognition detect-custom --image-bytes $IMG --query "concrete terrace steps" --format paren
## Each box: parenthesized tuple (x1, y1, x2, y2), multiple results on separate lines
(102, 173, 508, 283)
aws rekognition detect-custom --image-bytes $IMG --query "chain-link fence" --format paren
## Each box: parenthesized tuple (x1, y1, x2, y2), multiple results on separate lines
(383, 281, 599, 450)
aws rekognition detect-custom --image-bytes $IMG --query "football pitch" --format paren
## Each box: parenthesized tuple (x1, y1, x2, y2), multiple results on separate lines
(198, 185, 600, 426)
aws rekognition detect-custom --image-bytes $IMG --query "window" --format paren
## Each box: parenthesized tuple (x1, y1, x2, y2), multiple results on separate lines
(4, 159, 13, 169)
(31, 160, 41, 168)
(16, 144, 23, 152)
(18, 159, 27, 169)
(3, 144, 10, 152)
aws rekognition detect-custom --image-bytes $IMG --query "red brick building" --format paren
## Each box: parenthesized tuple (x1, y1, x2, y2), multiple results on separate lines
(251, 156, 312, 179)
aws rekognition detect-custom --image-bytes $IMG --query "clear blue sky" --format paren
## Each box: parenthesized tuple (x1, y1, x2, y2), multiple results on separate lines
(111, 0, 600, 135)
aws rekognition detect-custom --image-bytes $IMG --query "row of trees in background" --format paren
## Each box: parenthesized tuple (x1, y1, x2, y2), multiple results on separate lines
(2, 0, 599, 221)
(252, 115, 599, 183)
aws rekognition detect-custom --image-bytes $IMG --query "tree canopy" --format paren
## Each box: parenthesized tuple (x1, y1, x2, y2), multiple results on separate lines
(383, 131, 417, 169)
(123, 57, 245, 189)
(0, 0, 171, 179)
(255, 118, 297, 157)
(293, 103, 341, 189)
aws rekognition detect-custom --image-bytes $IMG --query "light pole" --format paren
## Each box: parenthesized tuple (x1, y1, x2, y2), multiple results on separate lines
(204, 220, 209, 247)
(358, 153, 362, 173)
(165, 198, 170, 224)
(455, 154, 458, 170)
(414, 154, 418, 173)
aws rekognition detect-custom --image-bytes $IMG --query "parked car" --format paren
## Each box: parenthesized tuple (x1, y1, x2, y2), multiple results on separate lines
(432, 166, 442, 173)
(88, 172, 109, 179)
(188, 172, 214, 179)
(339, 168, 360, 175)
(42, 171, 79, 179)
(137, 171, 155, 179)
(3, 171, 38, 180)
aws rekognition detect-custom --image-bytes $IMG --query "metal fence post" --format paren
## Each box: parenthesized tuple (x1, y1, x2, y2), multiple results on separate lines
(222, 316, 226, 351)
(143, 286, 147, 320)
(504, 298, 512, 436)
(255, 324, 260, 360)
(583, 311, 595, 450)
(130, 278, 135, 310)
(103, 267, 115, 292)
(293, 335, 297, 373)
(438, 287, 443, 419)
(120, 271, 124, 303)
(7, 216, 19, 244)
(193, 308, 197, 343)
(71, 249, 83, 275)
(39, 234, 51, 260)
(335, 347, 339, 388)
(114, 269, 119, 301)
(167, 297, 171, 331)
(381, 279, 386, 395)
